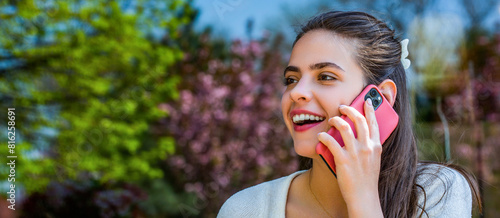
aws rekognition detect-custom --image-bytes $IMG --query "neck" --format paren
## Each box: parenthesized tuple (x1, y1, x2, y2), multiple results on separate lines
(308, 158, 348, 216)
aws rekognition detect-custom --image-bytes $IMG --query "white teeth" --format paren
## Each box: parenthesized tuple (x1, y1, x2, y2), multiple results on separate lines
(292, 114, 325, 124)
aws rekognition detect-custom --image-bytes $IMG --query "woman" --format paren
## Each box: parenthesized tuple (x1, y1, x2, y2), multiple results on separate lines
(217, 11, 480, 218)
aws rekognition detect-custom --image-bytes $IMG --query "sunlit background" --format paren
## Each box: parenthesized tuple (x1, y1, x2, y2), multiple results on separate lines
(0, 0, 499, 217)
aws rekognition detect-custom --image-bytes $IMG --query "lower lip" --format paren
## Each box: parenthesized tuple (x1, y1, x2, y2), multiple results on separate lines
(293, 122, 323, 132)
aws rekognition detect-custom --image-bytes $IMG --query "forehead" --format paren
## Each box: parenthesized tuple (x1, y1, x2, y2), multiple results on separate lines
(289, 29, 359, 72)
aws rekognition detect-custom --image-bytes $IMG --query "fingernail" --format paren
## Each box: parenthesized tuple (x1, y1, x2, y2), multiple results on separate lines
(366, 98, 372, 106)
(339, 105, 346, 108)
(329, 116, 340, 122)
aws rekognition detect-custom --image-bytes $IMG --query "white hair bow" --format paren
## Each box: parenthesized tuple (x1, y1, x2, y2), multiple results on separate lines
(400, 39, 411, 69)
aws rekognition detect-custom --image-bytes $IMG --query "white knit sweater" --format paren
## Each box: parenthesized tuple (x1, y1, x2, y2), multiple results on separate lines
(217, 164, 472, 217)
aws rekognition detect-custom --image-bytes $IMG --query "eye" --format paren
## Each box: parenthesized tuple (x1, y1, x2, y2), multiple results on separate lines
(283, 77, 298, 86)
(318, 73, 337, 81)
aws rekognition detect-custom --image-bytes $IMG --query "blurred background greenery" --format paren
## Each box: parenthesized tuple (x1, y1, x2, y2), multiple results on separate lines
(0, 0, 498, 217)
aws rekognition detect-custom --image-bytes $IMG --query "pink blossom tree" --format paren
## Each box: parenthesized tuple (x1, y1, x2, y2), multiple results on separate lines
(156, 31, 299, 216)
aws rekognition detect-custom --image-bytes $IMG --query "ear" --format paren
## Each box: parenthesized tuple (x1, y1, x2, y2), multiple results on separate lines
(377, 79, 397, 107)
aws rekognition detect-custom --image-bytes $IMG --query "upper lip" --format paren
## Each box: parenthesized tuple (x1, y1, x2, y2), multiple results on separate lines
(289, 109, 326, 120)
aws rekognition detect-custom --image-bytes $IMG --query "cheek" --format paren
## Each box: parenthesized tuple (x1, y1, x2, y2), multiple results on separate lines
(316, 91, 344, 118)
(281, 92, 290, 119)
(280, 94, 287, 112)
(315, 84, 363, 118)
(281, 93, 296, 135)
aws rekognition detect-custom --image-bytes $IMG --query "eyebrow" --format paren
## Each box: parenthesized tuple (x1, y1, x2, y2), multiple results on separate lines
(283, 62, 345, 76)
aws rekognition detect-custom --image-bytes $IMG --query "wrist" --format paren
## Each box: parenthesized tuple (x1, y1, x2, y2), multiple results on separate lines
(346, 192, 383, 218)
(348, 203, 383, 218)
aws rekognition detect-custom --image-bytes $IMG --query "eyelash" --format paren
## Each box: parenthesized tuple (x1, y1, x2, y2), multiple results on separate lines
(318, 74, 336, 81)
(282, 73, 337, 86)
(283, 77, 297, 86)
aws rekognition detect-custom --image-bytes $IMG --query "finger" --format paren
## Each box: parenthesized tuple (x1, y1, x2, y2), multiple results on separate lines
(328, 116, 356, 151)
(364, 98, 380, 142)
(338, 105, 370, 144)
(317, 132, 346, 162)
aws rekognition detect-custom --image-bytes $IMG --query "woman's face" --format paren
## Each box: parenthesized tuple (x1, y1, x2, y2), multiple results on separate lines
(281, 29, 365, 159)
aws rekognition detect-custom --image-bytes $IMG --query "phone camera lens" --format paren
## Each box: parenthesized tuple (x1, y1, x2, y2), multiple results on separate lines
(373, 99, 380, 107)
(370, 89, 377, 97)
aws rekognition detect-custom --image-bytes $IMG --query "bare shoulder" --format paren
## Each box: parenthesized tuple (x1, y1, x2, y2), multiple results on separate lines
(285, 172, 310, 218)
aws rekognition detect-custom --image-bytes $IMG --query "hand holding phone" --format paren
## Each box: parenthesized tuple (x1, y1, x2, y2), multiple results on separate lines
(315, 84, 399, 177)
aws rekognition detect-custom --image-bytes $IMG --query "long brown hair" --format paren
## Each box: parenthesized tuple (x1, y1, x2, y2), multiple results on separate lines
(293, 11, 481, 217)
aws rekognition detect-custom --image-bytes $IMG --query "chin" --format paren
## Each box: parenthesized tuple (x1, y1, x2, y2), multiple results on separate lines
(293, 140, 318, 158)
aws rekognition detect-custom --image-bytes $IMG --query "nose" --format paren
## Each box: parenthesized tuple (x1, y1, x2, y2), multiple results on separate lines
(289, 78, 313, 103)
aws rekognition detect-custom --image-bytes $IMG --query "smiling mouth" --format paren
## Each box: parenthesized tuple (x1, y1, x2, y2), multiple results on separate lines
(292, 114, 326, 126)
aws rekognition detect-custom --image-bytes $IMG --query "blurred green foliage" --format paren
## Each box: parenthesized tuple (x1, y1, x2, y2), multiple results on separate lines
(0, 0, 192, 193)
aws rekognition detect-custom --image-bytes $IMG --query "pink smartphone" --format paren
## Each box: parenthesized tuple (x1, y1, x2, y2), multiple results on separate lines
(315, 84, 399, 177)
